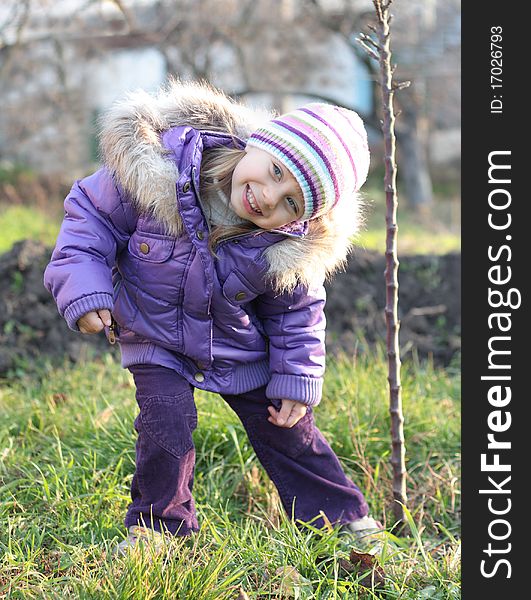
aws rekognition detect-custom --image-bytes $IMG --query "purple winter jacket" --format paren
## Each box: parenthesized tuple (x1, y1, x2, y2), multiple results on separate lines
(44, 82, 363, 407)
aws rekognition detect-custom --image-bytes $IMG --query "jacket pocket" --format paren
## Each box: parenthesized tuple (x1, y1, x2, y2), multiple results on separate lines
(222, 270, 261, 305)
(128, 231, 176, 263)
(120, 230, 181, 346)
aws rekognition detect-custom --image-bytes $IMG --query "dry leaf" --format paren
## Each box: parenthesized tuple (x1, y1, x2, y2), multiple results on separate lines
(51, 393, 68, 405)
(338, 549, 386, 588)
(338, 557, 356, 573)
(249, 464, 260, 487)
(95, 406, 114, 427)
(275, 565, 302, 584)
(235, 588, 250, 600)
(318, 510, 334, 533)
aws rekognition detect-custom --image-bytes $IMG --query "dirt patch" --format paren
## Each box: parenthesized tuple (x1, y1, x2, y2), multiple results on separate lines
(325, 248, 461, 365)
(0, 240, 460, 376)
(0, 240, 115, 374)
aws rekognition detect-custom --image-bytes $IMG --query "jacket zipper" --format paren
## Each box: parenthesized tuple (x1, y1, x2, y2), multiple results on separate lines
(191, 167, 212, 234)
(108, 316, 117, 345)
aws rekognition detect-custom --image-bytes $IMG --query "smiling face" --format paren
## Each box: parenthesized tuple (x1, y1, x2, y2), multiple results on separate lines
(229, 146, 304, 229)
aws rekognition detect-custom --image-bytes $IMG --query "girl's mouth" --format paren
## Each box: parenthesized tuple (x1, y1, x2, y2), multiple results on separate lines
(242, 185, 263, 216)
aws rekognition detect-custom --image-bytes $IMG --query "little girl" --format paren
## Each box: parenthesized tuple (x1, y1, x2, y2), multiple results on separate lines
(44, 79, 381, 553)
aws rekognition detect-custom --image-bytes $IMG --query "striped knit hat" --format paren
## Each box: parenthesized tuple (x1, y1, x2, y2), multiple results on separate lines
(247, 103, 370, 221)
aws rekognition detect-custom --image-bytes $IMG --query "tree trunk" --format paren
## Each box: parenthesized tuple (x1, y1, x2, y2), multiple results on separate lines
(359, 0, 408, 527)
(397, 89, 433, 209)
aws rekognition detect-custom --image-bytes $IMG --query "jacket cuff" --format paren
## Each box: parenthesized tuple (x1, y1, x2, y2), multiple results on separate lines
(63, 293, 114, 331)
(266, 374, 323, 407)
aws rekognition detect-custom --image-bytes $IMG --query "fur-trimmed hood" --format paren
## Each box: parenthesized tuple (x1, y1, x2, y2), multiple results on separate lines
(99, 79, 366, 292)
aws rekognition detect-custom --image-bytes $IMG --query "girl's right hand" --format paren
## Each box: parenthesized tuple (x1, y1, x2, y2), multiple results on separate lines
(77, 309, 112, 334)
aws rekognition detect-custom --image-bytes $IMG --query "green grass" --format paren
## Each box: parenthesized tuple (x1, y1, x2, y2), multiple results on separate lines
(0, 204, 62, 254)
(0, 350, 460, 598)
(357, 181, 461, 255)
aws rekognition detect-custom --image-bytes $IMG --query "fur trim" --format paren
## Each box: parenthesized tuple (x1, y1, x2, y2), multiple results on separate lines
(98, 79, 367, 292)
(264, 191, 367, 293)
(99, 78, 271, 236)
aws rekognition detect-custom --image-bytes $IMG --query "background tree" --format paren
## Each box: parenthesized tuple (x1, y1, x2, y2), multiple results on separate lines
(0, 0, 341, 173)
(303, 0, 460, 210)
(1, 0, 459, 210)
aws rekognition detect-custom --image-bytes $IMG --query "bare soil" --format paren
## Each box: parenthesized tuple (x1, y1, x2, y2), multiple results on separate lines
(0, 240, 460, 376)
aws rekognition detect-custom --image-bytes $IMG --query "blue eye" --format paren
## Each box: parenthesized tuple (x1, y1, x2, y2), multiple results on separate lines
(273, 164, 282, 179)
(286, 197, 299, 215)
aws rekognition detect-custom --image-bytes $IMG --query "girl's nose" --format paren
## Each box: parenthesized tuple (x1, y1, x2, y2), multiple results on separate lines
(263, 187, 279, 209)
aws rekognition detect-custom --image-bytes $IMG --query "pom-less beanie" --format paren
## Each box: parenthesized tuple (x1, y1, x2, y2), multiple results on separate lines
(247, 103, 370, 221)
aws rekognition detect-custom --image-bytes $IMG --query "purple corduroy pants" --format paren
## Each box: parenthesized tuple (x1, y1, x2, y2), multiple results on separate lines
(125, 364, 369, 535)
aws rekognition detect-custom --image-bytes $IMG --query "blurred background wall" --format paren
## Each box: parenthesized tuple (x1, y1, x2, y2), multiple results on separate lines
(0, 0, 460, 210)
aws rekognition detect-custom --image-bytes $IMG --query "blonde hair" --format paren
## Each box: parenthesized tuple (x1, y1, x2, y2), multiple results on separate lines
(199, 145, 259, 251)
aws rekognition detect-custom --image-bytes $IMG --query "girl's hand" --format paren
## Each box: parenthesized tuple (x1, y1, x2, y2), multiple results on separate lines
(77, 309, 112, 334)
(268, 399, 307, 428)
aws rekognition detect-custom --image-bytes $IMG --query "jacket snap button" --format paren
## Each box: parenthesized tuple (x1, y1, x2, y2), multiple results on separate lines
(194, 372, 205, 383)
(196, 230, 204, 241)
(235, 291, 246, 301)
(183, 181, 191, 193)
(139, 242, 150, 254)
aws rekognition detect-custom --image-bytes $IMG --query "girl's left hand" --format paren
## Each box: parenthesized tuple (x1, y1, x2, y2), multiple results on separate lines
(268, 399, 307, 428)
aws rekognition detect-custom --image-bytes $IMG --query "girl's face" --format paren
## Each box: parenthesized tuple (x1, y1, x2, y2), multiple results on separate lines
(230, 146, 304, 229)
